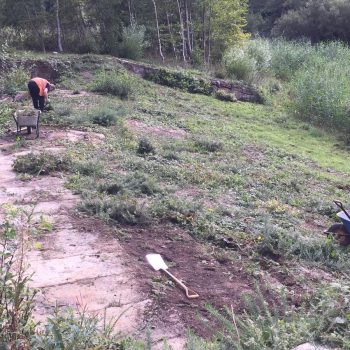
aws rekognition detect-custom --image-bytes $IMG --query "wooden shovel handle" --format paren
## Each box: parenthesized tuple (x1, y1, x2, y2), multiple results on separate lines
(162, 269, 199, 299)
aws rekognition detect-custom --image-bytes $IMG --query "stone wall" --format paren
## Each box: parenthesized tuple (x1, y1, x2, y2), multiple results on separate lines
(115, 58, 263, 103)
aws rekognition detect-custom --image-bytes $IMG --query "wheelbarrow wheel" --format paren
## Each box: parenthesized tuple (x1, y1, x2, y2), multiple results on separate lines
(324, 223, 350, 246)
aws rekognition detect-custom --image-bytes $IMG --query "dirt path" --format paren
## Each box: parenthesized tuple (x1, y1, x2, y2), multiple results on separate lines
(0, 128, 186, 349)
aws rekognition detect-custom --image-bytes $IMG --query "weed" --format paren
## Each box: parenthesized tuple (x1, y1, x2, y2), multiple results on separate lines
(77, 196, 109, 217)
(13, 152, 71, 175)
(193, 138, 224, 153)
(0, 206, 37, 349)
(31, 306, 123, 349)
(55, 106, 72, 117)
(108, 199, 150, 225)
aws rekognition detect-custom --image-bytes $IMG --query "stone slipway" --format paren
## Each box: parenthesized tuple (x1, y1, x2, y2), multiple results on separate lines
(0, 129, 184, 346)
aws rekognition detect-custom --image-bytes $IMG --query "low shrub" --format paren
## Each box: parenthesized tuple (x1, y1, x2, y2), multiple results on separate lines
(137, 137, 155, 155)
(77, 197, 109, 216)
(194, 138, 224, 153)
(257, 223, 350, 270)
(107, 199, 150, 225)
(75, 159, 104, 176)
(31, 307, 123, 349)
(89, 107, 125, 126)
(99, 172, 161, 196)
(215, 89, 237, 102)
(13, 152, 71, 175)
(144, 68, 213, 95)
(90, 70, 135, 99)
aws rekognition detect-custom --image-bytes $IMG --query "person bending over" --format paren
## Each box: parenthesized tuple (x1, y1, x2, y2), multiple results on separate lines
(27, 77, 55, 111)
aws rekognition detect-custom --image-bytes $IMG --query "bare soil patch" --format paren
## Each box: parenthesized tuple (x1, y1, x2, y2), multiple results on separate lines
(119, 224, 254, 338)
(127, 119, 187, 140)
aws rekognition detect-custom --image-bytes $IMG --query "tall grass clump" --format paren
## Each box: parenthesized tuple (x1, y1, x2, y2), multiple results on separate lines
(224, 46, 257, 82)
(223, 39, 273, 82)
(269, 39, 312, 81)
(90, 70, 135, 99)
(201, 281, 350, 350)
(290, 57, 350, 133)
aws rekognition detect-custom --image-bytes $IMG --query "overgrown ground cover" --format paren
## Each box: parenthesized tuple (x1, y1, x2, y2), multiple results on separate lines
(1, 52, 350, 349)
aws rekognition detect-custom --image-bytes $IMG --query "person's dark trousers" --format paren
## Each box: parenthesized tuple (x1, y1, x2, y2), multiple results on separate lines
(28, 80, 45, 111)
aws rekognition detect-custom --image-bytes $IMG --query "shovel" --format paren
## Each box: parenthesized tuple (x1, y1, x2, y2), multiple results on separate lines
(146, 254, 199, 299)
(334, 200, 350, 221)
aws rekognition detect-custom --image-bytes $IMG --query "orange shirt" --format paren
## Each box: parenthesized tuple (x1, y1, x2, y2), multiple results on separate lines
(32, 77, 49, 97)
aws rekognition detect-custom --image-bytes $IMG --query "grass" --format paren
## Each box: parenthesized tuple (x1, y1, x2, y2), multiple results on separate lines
(2, 51, 350, 348)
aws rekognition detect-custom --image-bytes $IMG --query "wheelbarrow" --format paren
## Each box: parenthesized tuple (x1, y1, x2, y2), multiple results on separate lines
(13, 109, 41, 138)
(324, 200, 350, 246)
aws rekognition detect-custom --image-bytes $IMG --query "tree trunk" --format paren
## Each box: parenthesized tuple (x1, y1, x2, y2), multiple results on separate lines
(185, 0, 192, 55)
(166, 11, 178, 61)
(151, 0, 165, 62)
(202, 4, 206, 63)
(176, 0, 187, 63)
(207, 4, 211, 65)
(56, 0, 63, 52)
(127, 0, 133, 23)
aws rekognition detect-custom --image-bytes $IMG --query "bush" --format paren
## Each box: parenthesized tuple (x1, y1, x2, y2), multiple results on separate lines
(13, 152, 71, 175)
(137, 137, 155, 155)
(0, 67, 28, 96)
(119, 20, 147, 60)
(89, 107, 125, 126)
(90, 70, 135, 99)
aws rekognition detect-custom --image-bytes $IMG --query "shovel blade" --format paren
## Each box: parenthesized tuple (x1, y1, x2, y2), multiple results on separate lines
(146, 254, 168, 271)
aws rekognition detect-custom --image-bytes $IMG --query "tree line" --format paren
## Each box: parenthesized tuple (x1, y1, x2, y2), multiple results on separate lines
(1, 0, 350, 63)
(248, 0, 350, 43)
(0, 0, 248, 64)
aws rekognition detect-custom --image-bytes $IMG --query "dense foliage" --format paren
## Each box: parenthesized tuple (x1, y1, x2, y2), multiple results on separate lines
(0, 0, 248, 63)
(248, 0, 350, 43)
